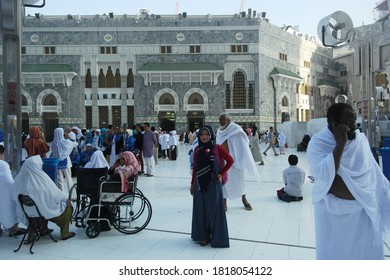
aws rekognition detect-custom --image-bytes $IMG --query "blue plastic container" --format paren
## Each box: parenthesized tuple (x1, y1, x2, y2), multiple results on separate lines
(384, 138, 390, 147)
(42, 158, 59, 184)
(380, 147, 390, 181)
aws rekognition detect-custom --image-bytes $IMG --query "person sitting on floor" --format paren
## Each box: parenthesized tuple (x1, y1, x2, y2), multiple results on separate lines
(84, 150, 109, 169)
(12, 155, 75, 241)
(277, 154, 306, 202)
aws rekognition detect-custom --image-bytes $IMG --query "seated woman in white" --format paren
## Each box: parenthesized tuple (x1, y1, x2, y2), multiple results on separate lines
(84, 150, 109, 169)
(0, 160, 26, 236)
(12, 155, 75, 241)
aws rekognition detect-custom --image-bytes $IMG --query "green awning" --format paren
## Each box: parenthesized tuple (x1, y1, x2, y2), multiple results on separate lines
(270, 67, 302, 79)
(0, 64, 77, 87)
(0, 64, 75, 73)
(138, 63, 223, 72)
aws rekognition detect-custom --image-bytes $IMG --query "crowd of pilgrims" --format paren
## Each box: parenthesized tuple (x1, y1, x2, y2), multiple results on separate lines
(0, 121, 286, 246)
(21, 124, 182, 190)
(0, 123, 181, 241)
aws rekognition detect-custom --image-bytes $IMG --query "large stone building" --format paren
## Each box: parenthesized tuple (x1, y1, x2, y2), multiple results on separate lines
(0, 10, 343, 140)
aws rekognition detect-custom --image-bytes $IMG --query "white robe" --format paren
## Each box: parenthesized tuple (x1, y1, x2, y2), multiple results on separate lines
(84, 151, 109, 169)
(12, 155, 68, 226)
(216, 122, 260, 199)
(307, 126, 390, 260)
(0, 160, 19, 228)
(159, 134, 169, 150)
(51, 128, 78, 192)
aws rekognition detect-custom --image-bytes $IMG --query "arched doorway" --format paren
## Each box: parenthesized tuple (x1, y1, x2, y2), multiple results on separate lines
(188, 111, 204, 132)
(42, 94, 59, 142)
(158, 92, 176, 132)
(183, 88, 208, 132)
(159, 112, 176, 132)
(187, 92, 204, 132)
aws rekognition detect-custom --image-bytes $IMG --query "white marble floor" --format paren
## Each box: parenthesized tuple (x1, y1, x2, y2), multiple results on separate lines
(1, 143, 389, 260)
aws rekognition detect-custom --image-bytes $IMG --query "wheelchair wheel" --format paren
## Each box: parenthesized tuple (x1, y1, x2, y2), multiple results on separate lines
(86, 222, 101, 238)
(111, 193, 152, 234)
(134, 188, 144, 197)
(68, 184, 79, 218)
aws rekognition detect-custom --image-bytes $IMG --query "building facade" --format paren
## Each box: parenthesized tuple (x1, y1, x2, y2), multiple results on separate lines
(0, 11, 342, 140)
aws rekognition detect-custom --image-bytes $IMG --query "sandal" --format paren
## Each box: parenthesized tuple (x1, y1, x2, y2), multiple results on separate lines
(199, 239, 210, 247)
(9, 228, 27, 237)
(244, 203, 253, 211)
(242, 196, 253, 211)
(242, 200, 253, 211)
(62, 232, 76, 241)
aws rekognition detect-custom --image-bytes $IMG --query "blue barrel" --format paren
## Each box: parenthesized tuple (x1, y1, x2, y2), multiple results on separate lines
(380, 147, 390, 181)
(384, 138, 390, 147)
(42, 158, 59, 184)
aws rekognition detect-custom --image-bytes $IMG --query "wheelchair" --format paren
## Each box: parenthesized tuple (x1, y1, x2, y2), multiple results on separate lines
(68, 167, 152, 238)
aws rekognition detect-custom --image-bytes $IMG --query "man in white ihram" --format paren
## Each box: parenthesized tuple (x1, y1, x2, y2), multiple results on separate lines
(216, 113, 260, 211)
(307, 103, 390, 259)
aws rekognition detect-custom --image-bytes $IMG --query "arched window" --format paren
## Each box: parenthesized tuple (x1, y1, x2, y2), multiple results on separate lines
(85, 69, 92, 88)
(282, 96, 289, 106)
(43, 94, 57, 106)
(98, 68, 105, 88)
(188, 92, 203, 104)
(233, 71, 246, 109)
(114, 68, 121, 88)
(127, 68, 134, 88)
(106, 66, 114, 87)
(159, 93, 174, 104)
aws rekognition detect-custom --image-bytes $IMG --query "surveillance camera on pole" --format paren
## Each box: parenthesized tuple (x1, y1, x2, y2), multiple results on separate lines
(317, 11, 376, 147)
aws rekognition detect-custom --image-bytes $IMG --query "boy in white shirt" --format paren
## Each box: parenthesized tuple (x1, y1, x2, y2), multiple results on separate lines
(277, 154, 305, 202)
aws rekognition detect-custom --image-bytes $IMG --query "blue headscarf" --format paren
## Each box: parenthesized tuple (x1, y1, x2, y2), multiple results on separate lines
(99, 128, 107, 146)
(85, 131, 93, 144)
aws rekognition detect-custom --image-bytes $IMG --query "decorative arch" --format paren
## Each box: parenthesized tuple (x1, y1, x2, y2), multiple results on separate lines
(154, 88, 179, 112)
(232, 70, 247, 109)
(22, 90, 33, 114)
(232, 68, 248, 80)
(36, 89, 62, 114)
(183, 88, 209, 112)
(224, 62, 254, 82)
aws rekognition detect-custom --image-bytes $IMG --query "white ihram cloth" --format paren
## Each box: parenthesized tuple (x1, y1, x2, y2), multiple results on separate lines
(12, 156, 68, 226)
(307, 126, 390, 260)
(216, 122, 260, 199)
(0, 160, 19, 228)
(84, 151, 109, 169)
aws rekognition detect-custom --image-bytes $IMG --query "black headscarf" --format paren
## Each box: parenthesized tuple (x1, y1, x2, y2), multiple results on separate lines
(195, 125, 215, 192)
